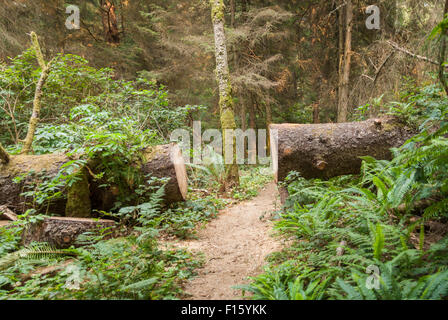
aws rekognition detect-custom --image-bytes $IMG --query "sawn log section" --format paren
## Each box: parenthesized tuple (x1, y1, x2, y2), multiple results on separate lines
(270, 117, 415, 182)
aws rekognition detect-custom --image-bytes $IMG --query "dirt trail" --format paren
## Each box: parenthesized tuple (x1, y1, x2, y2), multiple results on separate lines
(165, 182, 283, 300)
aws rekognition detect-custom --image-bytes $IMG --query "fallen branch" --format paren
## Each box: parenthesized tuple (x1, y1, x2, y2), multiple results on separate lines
(387, 40, 439, 66)
(0, 205, 18, 221)
(336, 240, 347, 256)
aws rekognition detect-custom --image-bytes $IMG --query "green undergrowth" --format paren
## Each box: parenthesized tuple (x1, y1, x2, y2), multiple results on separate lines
(0, 165, 271, 300)
(241, 82, 448, 300)
(232, 165, 273, 200)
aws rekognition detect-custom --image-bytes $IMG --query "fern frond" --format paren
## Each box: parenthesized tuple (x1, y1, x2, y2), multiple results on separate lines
(0, 242, 76, 270)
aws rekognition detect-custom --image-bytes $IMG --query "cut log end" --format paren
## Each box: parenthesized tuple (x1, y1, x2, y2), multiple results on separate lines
(142, 143, 188, 203)
(171, 144, 188, 201)
(269, 128, 279, 184)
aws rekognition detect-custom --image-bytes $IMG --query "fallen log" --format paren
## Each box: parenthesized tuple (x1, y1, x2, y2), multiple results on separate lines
(0, 143, 188, 215)
(91, 143, 188, 210)
(22, 217, 116, 248)
(0, 153, 71, 215)
(270, 117, 415, 182)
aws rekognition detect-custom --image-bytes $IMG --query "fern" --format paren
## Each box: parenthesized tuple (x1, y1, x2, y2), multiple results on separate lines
(372, 223, 385, 261)
(0, 242, 76, 270)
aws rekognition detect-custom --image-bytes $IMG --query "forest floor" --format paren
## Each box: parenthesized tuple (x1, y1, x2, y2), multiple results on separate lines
(162, 182, 284, 300)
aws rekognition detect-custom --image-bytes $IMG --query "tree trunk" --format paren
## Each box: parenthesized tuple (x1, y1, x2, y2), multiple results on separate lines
(313, 104, 320, 124)
(337, 2, 344, 110)
(337, 0, 352, 123)
(101, 0, 120, 44)
(439, 0, 448, 95)
(0, 144, 188, 215)
(265, 102, 272, 156)
(0, 143, 9, 164)
(240, 102, 248, 158)
(211, 0, 239, 190)
(242, 0, 248, 13)
(22, 32, 52, 155)
(230, 0, 236, 27)
(248, 96, 257, 129)
(270, 117, 415, 182)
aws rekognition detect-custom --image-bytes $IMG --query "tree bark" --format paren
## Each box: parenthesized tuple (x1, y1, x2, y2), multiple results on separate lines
(211, 0, 239, 190)
(93, 143, 188, 210)
(265, 102, 272, 156)
(101, 0, 120, 44)
(240, 101, 248, 158)
(337, 0, 352, 123)
(230, 0, 236, 27)
(21, 32, 52, 155)
(312, 104, 320, 124)
(439, 0, 448, 95)
(248, 96, 257, 129)
(242, 0, 248, 13)
(22, 217, 116, 248)
(270, 117, 415, 182)
(0, 153, 70, 215)
(0, 144, 188, 215)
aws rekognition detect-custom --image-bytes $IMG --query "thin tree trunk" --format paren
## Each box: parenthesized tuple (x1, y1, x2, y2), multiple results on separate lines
(101, 0, 120, 44)
(211, 0, 239, 190)
(265, 102, 272, 156)
(241, 0, 249, 22)
(21, 32, 52, 155)
(240, 104, 247, 132)
(240, 101, 247, 158)
(0, 143, 9, 164)
(313, 104, 320, 124)
(337, 2, 344, 119)
(337, 0, 352, 123)
(248, 95, 257, 129)
(242, 0, 248, 13)
(439, 0, 448, 95)
(230, 0, 236, 27)
(120, 0, 125, 37)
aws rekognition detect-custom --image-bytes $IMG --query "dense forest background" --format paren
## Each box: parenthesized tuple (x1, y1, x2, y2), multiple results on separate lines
(0, 0, 443, 135)
(1, 0, 448, 301)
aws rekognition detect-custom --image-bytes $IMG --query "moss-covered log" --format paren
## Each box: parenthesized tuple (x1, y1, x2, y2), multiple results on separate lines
(0, 153, 71, 215)
(91, 143, 188, 210)
(270, 117, 416, 182)
(0, 143, 188, 215)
